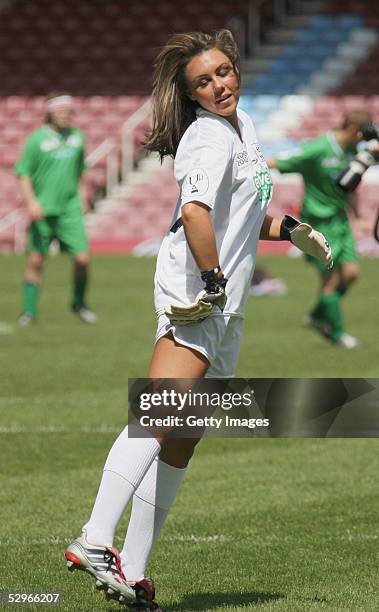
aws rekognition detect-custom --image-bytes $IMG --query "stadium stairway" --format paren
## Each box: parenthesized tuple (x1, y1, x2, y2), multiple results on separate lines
(242, 14, 377, 95)
(86, 155, 177, 253)
(328, 1, 379, 96)
(241, 15, 377, 150)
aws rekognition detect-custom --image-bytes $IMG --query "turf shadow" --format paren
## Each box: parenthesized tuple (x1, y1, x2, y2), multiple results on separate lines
(162, 590, 286, 610)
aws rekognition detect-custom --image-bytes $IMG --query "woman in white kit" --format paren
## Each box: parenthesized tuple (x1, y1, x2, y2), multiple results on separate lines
(65, 30, 331, 610)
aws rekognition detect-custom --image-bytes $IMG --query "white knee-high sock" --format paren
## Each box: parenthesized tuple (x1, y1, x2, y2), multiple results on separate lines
(120, 458, 187, 581)
(83, 425, 161, 546)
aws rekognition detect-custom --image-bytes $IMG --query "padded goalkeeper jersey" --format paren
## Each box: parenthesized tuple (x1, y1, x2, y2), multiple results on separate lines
(276, 131, 355, 219)
(154, 107, 272, 318)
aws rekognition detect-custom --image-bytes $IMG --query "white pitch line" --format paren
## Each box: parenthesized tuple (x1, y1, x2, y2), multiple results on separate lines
(0, 533, 377, 546)
(165, 534, 233, 542)
(0, 322, 15, 334)
(0, 534, 233, 546)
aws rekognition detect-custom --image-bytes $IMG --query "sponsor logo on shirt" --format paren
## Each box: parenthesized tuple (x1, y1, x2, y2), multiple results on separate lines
(235, 150, 252, 168)
(182, 168, 210, 197)
(322, 156, 342, 168)
(67, 134, 82, 148)
(40, 134, 82, 155)
(52, 149, 77, 159)
(253, 170, 273, 205)
(40, 139, 60, 152)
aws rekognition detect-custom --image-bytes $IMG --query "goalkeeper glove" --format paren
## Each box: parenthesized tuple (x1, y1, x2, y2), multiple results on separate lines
(165, 267, 228, 326)
(280, 215, 333, 269)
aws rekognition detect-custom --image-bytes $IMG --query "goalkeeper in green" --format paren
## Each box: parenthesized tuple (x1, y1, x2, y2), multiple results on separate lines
(268, 110, 374, 349)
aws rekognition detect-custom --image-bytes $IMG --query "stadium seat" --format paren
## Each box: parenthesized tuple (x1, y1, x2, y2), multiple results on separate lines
(0, 0, 248, 95)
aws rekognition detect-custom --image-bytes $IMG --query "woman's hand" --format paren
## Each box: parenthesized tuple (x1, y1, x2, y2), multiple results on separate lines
(27, 199, 44, 221)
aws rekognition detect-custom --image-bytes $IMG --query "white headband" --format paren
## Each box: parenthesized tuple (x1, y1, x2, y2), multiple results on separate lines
(46, 95, 74, 112)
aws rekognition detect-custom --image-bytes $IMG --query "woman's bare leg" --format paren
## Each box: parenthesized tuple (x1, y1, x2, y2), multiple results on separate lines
(121, 333, 209, 580)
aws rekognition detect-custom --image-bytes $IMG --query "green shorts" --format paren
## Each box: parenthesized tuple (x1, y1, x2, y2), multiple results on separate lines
(27, 209, 88, 256)
(302, 214, 358, 272)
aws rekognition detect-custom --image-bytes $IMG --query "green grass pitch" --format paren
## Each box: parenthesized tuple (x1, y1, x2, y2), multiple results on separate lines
(0, 254, 378, 611)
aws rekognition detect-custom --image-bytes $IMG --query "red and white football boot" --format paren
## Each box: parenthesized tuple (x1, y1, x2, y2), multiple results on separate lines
(64, 531, 135, 603)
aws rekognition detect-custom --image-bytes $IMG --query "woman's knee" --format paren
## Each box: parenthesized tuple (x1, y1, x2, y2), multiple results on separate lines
(26, 252, 44, 280)
(28, 252, 44, 267)
(341, 262, 360, 285)
(159, 436, 202, 467)
(74, 252, 90, 267)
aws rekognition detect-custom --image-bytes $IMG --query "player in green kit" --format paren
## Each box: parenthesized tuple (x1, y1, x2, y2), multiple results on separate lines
(268, 110, 375, 348)
(14, 93, 96, 325)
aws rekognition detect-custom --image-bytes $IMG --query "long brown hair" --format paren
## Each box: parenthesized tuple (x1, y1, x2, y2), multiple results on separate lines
(145, 30, 240, 160)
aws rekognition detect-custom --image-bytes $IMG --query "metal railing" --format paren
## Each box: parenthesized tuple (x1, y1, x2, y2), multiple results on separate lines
(86, 97, 153, 193)
(85, 137, 118, 198)
(246, 0, 293, 57)
(121, 97, 152, 183)
(0, 209, 27, 254)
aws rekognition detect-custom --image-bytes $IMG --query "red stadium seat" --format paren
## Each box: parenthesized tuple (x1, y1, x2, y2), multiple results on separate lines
(0, 0, 249, 95)
(313, 97, 340, 116)
(341, 96, 369, 110)
(3, 97, 28, 113)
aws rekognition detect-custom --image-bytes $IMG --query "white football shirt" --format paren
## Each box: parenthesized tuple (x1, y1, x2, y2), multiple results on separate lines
(154, 107, 273, 318)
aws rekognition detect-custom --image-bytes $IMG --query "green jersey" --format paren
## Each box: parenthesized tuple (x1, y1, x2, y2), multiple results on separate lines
(14, 125, 86, 215)
(276, 131, 355, 219)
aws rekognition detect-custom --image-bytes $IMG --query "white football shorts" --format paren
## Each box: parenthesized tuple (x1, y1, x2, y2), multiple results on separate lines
(155, 313, 244, 378)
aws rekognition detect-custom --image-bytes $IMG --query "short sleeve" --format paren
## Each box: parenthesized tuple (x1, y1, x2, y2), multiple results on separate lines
(14, 134, 39, 177)
(276, 141, 318, 175)
(175, 118, 232, 210)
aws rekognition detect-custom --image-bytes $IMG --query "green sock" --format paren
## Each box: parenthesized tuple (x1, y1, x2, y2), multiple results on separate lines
(319, 293, 344, 341)
(310, 299, 326, 321)
(22, 282, 39, 317)
(72, 271, 87, 307)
